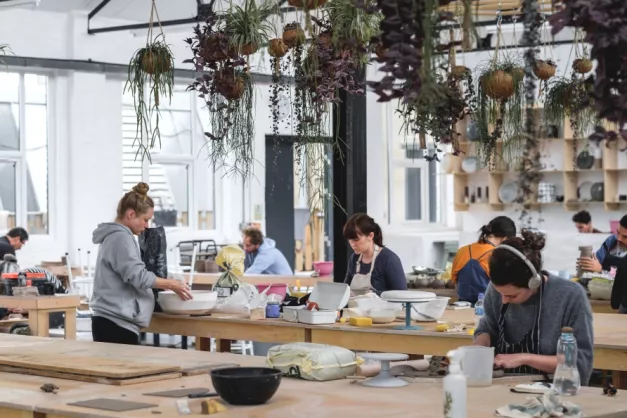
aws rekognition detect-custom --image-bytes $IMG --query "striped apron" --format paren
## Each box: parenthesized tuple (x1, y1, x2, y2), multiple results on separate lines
(495, 277, 545, 375)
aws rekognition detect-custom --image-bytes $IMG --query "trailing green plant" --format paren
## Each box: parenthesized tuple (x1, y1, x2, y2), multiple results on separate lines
(124, 0, 174, 162)
(0, 44, 11, 67)
(544, 74, 597, 142)
(224, 0, 276, 56)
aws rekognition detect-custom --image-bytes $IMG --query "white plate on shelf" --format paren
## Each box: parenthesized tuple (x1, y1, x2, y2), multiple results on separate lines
(461, 156, 479, 173)
(498, 182, 518, 203)
(578, 181, 593, 201)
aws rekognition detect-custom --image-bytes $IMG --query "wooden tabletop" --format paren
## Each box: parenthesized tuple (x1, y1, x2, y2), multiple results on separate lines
(188, 273, 333, 287)
(0, 334, 624, 418)
(0, 295, 81, 310)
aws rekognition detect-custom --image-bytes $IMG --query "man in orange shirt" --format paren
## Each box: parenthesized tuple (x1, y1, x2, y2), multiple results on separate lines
(452, 216, 516, 304)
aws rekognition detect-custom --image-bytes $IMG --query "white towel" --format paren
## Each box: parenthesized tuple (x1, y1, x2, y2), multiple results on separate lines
(495, 393, 582, 418)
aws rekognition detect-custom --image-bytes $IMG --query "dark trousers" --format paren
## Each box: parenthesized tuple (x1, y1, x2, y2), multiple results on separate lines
(91, 316, 139, 345)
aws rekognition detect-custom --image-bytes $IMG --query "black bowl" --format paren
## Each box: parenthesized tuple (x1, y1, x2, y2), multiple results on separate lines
(210, 367, 282, 405)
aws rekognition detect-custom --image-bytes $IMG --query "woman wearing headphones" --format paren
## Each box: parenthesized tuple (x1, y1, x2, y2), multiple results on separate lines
(473, 229, 594, 385)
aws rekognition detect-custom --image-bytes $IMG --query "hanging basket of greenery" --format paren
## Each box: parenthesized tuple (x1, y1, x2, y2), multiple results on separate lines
(533, 59, 557, 81)
(224, 0, 275, 57)
(572, 58, 593, 74)
(0, 44, 12, 67)
(125, 0, 174, 160)
(288, 0, 327, 9)
(282, 22, 306, 48)
(481, 70, 515, 100)
(268, 38, 289, 58)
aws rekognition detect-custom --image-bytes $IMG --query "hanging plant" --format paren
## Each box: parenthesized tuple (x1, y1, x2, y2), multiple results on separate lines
(533, 59, 557, 81)
(224, 0, 275, 57)
(550, 0, 627, 134)
(0, 44, 11, 67)
(184, 3, 255, 178)
(124, 0, 174, 160)
(573, 58, 593, 74)
(282, 22, 306, 48)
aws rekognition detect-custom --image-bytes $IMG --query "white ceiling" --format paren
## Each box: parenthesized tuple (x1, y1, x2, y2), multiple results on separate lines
(6, 0, 198, 22)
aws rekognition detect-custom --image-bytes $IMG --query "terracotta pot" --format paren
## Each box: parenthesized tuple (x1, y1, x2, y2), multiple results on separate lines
(268, 38, 288, 58)
(240, 42, 259, 56)
(573, 58, 593, 74)
(481, 70, 514, 100)
(375, 43, 387, 59)
(287, 0, 327, 8)
(282, 24, 305, 48)
(202, 34, 233, 62)
(533, 60, 556, 80)
(141, 50, 171, 75)
(450, 65, 469, 79)
(216, 71, 246, 101)
(318, 32, 332, 49)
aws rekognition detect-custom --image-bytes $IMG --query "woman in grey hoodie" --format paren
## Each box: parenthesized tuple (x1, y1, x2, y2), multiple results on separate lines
(90, 182, 192, 345)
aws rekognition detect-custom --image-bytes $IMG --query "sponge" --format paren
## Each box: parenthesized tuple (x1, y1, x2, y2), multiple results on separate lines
(349, 317, 373, 327)
(201, 399, 227, 415)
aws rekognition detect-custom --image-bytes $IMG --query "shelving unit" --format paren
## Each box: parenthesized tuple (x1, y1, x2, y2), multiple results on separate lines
(451, 116, 624, 212)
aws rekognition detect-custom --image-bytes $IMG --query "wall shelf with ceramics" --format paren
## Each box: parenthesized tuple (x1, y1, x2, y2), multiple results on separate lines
(448, 116, 623, 213)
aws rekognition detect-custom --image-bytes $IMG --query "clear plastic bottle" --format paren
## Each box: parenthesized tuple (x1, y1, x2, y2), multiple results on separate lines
(552, 327, 581, 396)
(474, 293, 485, 329)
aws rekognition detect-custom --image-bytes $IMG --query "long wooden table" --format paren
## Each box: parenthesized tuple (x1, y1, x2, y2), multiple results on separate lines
(188, 273, 333, 288)
(0, 334, 625, 418)
(147, 310, 627, 372)
(0, 295, 80, 339)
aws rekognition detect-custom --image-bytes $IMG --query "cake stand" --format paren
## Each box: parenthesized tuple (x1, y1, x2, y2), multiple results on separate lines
(361, 353, 409, 388)
(384, 299, 433, 330)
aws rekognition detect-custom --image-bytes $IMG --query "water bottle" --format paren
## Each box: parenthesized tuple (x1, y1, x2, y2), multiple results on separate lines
(474, 293, 485, 330)
(552, 327, 581, 396)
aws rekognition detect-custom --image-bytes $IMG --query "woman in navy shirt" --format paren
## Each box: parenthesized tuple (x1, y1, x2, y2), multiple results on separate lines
(343, 213, 407, 295)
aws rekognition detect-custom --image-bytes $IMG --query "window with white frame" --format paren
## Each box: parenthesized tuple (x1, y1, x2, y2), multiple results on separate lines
(388, 104, 444, 225)
(122, 84, 215, 230)
(0, 72, 50, 235)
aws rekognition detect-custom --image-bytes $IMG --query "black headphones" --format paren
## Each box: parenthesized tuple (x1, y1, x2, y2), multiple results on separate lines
(496, 244, 542, 290)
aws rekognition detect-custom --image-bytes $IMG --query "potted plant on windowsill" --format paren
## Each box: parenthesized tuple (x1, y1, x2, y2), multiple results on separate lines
(224, 0, 275, 57)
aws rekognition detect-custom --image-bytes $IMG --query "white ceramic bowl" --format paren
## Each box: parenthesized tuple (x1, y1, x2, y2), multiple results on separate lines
(158, 290, 218, 315)
(398, 297, 450, 321)
(367, 308, 401, 324)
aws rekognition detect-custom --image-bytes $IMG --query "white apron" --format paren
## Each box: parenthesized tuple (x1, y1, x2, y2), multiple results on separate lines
(350, 246, 380, 296)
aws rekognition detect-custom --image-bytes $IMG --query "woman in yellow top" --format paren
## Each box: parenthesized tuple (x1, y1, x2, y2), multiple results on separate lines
(452, 216, 516, 304)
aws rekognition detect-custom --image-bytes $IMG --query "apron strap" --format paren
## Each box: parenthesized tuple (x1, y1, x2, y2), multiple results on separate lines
(356, 245, 380, 274)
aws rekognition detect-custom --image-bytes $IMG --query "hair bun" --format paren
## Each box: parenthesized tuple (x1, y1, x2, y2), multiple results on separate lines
(520, 228, 546, 252)
(132, 182, 150, 196)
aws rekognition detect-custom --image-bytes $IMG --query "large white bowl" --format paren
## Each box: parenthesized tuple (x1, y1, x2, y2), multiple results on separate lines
(397, 296, 450, 321)
(158, 290, 218, 315)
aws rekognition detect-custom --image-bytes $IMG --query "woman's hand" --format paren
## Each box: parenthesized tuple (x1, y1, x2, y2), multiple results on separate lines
(577, 256, 602, 273)
(168, 280, 193, 301)
(494, 353, 529, 369)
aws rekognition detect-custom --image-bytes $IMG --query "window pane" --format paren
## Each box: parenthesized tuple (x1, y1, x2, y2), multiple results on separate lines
(149, 163, 189, 227)
(405, 167, 422, 220)
(25, 104, 48, 234)
(153, 109, 192, 155)
(0, 73, 19, 103)
(428, 154, 438, 224)
(0, 103, 19, 151)
(0, 161, 17, 233)
(24, 74, 47, 104)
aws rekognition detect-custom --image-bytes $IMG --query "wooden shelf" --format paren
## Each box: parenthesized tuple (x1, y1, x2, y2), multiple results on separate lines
(450, 116, 622, 213)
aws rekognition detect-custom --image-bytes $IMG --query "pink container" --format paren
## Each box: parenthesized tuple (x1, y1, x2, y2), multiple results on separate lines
(313, 261, 334, 277)
(610, 220, 620, 235)
(255, 283, 287, 299)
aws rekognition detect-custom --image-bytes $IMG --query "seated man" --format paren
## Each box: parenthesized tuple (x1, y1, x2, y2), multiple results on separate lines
(579, 214, 627, 273)
(0, 227, 28, 260)
(572, 210, 602, 234)
(242, 228, 293, 275)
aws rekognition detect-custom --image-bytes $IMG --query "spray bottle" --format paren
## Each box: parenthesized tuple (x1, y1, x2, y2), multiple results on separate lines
(443, 349, 467, 418)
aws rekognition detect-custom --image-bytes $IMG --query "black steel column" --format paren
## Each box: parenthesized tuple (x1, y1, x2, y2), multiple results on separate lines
(332, 71, 368, 282)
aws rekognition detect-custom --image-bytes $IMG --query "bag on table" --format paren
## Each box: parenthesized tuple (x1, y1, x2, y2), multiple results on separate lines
(211, 245, 258, 314)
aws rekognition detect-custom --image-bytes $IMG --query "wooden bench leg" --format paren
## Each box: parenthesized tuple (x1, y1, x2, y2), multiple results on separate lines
(195, 337, 212, 351)
(63, 309, 76, 340)
(612, 371, 627, 389)
(28, 310, 49, 337)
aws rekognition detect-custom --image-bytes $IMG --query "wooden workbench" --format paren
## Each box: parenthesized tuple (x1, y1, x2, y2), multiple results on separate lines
(187, 273, 333, 288)
(0, 295, 80, 339)
(147, 309, 627, 372)
(0, 334, 624, 418)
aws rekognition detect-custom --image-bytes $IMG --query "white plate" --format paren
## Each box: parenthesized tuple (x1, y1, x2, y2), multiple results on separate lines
(578, 181, 593, 201)
(498, 182, 518, 203)
(461, 156, 479, 173)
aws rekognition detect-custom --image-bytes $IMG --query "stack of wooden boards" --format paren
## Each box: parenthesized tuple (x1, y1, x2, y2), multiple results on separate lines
(0, 334, 237, 385)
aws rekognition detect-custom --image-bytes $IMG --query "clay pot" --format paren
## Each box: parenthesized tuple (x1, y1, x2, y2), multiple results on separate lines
(573, 58, 593, 74)
(445, 280, 456, 289)
(450, 65, 469, 79)
(481, 70, 514, 100)
(202, 34, 233, 62)
(318, 32, 333, 49)
(287, 0, 327, 8)
(533, 60, 557, 80)
(216, 71, 246, 101)
(282, 23, 305, 48)
(240, 42, 259, 56)
(141, 50, 171, 75)
(414, 277, 432, 288)
(268, 38, 288, 58)
(431, 279, 446, 289)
